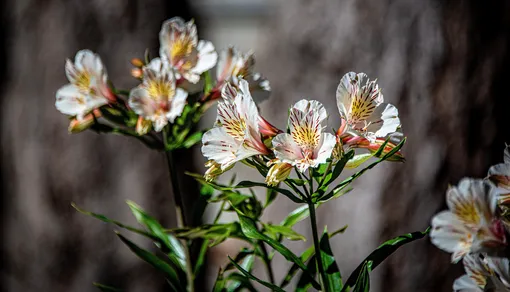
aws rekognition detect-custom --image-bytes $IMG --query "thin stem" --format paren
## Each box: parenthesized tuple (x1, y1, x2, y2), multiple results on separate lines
(259, 240, 276, 284)
(163, 128, 194, 292)
(308, 199, 328, 292)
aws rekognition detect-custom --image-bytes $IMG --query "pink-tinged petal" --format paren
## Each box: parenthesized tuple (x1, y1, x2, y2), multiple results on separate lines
(221, 82, 237, 103)
(191, 40, 217, 75)
(272, 133, 304, 165)
(202, 127, 241, 170)
(258, 116, 282, 137)
(55, 84, 88, 118)
(129, 87, 156, 117)
(312, 133, 336, 165)
(430, 211, 473, 263)
(167, 88, 188, 123)
(453, 275, 483, 292)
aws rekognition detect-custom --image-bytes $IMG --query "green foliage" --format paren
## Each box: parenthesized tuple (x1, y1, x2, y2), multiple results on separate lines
(319, 228, 343, 291)
(228, 256, 285, 292)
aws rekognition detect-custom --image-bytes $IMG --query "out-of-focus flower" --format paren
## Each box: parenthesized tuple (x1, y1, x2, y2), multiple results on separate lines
(488, 146, 510, 205)
(336, 72, 400, 142)
(128, 58, 188, 132)
(215, 46, 270, 102)
(56, 50, 115, 120)
(486, 256, 510, 290)
(159, 17, 217, 84)
(430, 179, 506, 263)
(265, 161, 293, 186)
(201, 80, 270, 171)
(68, 109, 101, 133)
(453, 254, 510, 292)
(272, 100, 336, 173)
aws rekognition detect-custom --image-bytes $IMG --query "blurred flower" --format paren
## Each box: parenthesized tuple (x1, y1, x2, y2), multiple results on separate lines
(486, 256, 510, 290)
(272, 100, 336, 173)
(128, 58, 188, 132)
(265, 161, 292, 186)
(430, 179, 506, 263)
(488, 146, 510, 205)
(336, 72, 400, 142)
(453, 254, 510, 292)
(201, 80, 270, 170)
(56, 50, 115, 120)
(68, 109, 101, 133)
(159, 17, 217, 84)
(215, 46, 270, 102)
(135, 116, 152, 135)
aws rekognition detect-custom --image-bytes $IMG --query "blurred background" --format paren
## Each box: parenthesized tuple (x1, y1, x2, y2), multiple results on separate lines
(2, 0, 510, 291)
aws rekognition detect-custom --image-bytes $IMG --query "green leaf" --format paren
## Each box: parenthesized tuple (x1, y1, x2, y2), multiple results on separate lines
(352, 262, 370, 292)
(186, 172, 233, 192)
(280, 205, 309, 228)
(228, 256, 285, 292)
(234, 210, 321, 290)
(264, 224, 306, 241)
(224, 249, 255, 272)
(212, 268, 227, 292)
(169, 223, 243, 246)
(126, 201, 186, 271)
(226, 255, 256, 292)
(93, 282, 123, 292)
(345, 153, 373, 169)
(116, 233, 184, 292)
(280, 245, 315, 288)
(296, 254, 318, 292)
(320, 138, 406, 201)
(234, 181, 303, 203)
(265, 187, 278, 208)
(341, 227, 429, 292)
(320, 228, 343, 291)
(182, 131, 203, 148)
(203, 70, 214, 95)
(313, 150, 354, 199)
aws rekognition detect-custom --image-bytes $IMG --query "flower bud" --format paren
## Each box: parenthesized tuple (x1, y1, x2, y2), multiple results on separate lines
(265, 162, 293, 186)
(131, 58, 145, 68)
(131, 68, 143, 79)
(204, 160, 233, 181)
(68, 110, 100, 133)
(359, 138, 405, 162)
(136, 116, 152, 135)
(258, 116, 282, 137)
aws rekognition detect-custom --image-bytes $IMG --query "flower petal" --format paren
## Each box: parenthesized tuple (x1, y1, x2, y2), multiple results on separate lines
(288, 99, 327, 148)
(312, 133, 336, 165)
(129, 87, 156, 117)
(367, 103, 401, 138)
(55, 84, 88, 118)
(191, 40, 217, 75)
(453, 275, 483, 292)
(167, 88, 188, 123)
(272, 133, 304, 165)
(486, 256, 510, 288)
(202, 127, 241, 170)
(336, 72, 357, 119)
(430, 211, 473, 263)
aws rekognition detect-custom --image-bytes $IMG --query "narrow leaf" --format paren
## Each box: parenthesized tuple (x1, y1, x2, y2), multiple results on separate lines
(212, 268, 227, 292)
(352, 262, 370, 292)
(228, 256, 285, 292)
(182, 131, 203, 148)
(280, 205, 309, 227)
(320, 228, 343, 291)
(264, 224, 306, 241)
(280, 245, 315, 288)
(93, 282, 122, 292)
(345, 153, 373, 169)
(234, 181, 303, 203)
(296, 254, 317, 292)
(116, 233, 184, 292)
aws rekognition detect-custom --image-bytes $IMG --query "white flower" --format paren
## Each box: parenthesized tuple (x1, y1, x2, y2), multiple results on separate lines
(336, 72, 400, 142)
(56, 50, 113, 120)
(488, 146, 510, 205)
(159, 17, 217, 84)
(201, 80, 269, 170)
(430, 179, 506, 263)
(128, 58, 188, 132)
(453, 254, 510, 292)
(216, 46, 270, 102)
(272, 100, 336, 173)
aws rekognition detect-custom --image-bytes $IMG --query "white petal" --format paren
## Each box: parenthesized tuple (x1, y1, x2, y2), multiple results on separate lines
(202, 127, 241, 170)
(272, 133, 304, 164)
(488, 163, 510, 190)
(129, 87, 156, 117)
(235, 79, 260, 127)
(336, 72, 357, 119)
(167, 88, 188, 123)
(55, 84, 88, 118)
(372, 103, 401, 138)
(216, 47, 236, 82)
(504, 146, 510, 164)
(453, 275, 483, 292)
(430, 211, 473, 263)
(486, 257, 510, 288)
(247, 74, 271, 103)
(75, 49, 105, 78)
(288, 100, 327, 148)
(312, 133, 336, 165)
(152, 115, 168, 132)
(191, 40, 217, 75)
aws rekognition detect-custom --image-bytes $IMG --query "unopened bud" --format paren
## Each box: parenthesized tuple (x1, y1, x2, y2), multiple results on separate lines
(131, 58, 144, 68)
(68, 111, 100, 133)
(258, 116, 282, 137)
(204, 160, 233, 181)
(359, 138, 405, 162)
(131, 68, 143, 79)
(136, 116, 152, 135)
(265, 162, 293, 187)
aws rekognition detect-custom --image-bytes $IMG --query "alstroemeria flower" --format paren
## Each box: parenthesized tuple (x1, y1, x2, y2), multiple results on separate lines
(159, 17, 217, 84)
(265, 161, 293, 186)
(272, 100, 336, 173)
(488, 146, 510, 205)
(343, 131, 405, 162)
(453, 254, 510, 292)
(431, 179, 507, 263)
(128, 58, 188, 132)
(56, 50, 115, 120)
(201, 80, 270, 171)
(336, 72, 400, 142)
(215, 46, 270, 102)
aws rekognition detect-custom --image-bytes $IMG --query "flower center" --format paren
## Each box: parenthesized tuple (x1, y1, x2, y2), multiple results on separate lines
(74, 71, 91, 93)
(171, 38, 194, 64)
(147, 79, 175, 103)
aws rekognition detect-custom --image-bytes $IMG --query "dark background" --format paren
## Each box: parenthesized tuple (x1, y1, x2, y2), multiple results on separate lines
(2, 1, 510, 291)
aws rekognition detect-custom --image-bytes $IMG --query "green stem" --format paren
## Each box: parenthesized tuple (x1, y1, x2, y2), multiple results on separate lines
(163, 129, 194, 292)
(308, 199, 328, 292)
(259, 240, 276, 284)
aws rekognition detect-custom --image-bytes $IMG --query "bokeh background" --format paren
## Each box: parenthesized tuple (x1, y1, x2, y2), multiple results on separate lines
(2, 0, 510, 291)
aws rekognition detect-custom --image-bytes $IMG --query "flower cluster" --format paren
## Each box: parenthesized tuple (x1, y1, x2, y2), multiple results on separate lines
(431, 146, 510, 291)
(201, 71, 404, 183)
